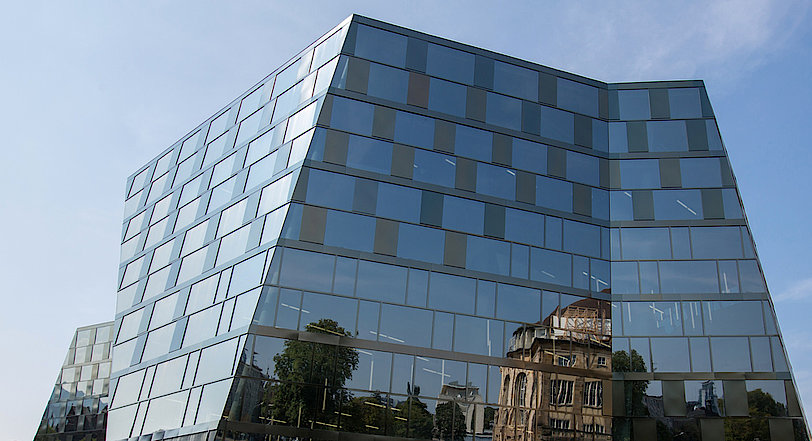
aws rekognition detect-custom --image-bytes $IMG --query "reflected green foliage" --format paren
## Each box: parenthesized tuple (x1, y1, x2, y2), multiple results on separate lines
(613, 350, 650, 418)
(394, 397, 434, 439)
(723, 389, 786, 441)
(261, 319, 359, 427)
(434, 401, 466, 440)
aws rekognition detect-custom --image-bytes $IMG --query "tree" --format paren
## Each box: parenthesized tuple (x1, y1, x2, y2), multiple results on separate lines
(261, 319, 359, 428)
(434, 401, 467, 441)
(723, 388, 786, 441)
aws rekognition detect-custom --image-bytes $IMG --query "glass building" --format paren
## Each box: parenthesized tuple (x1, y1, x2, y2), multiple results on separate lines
(52, 14, 808, 441)
(35, 321, 114, 441)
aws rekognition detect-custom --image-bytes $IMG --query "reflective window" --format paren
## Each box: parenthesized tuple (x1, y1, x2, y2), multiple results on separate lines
(681, 158, 722, 188)
(376, 183, 420, 223)
(300, 292, 357, 334)
(426, 43, 474, 84)
(651, 338, 690, 372)
(183, 305, 220, 348)
(442, 196, 484, 234)
(563, 220, 601, 258)
(711, 337, 751, 371)
(379, 304, 431, 347)
(668, 88, 702, 119)
(150, 356, 186, 398)
(622, 301, 682, 336)
(653, 190, 702, 220)
(620, 228, 671, 260)
(428, 78, 466, 117)
(466, 236, 510, 276)
(610, 191, 634, 220)
(394, 111, 434, 149)
(195, 337, 238, 385)
(739, 260, 766, 293)
(703, 301, 764, 335)
(530, 248, 571, 286)
(618, 89, 650, 120)
(566, 151, 599, 186)
(619, 160, 660, 189)
(354, 25, 407, 67)
(324, 210, 375, 252)
(306, 169, 354, 210)
(536, 176, 572, 212)
(346, 135, 392, 174)
(493, 61, 538, 101)
(496, 283, 540, 323)
(477, 163, 516, 200)
(429, 272, 476, 315)
(455, 125, 492, 162)
(659, 261, 718, 294)
(141, 391, 186, 434)
(647, 120, 687, 151)
(486, 92, 522, 131)
(504, 210, 543, 250)
(690, 226, 743, 259)
(557, 78, 598, 118)
(413, 149, 455, 188)
(397, 224, 444, 264)
(512, 138, 546, 175)
(330, 97, 373, 135)
(279, 248, 334, 293)
(196, 379, 231, 423)
(356, 260, 407, 304)
(141, 322, 177, 362)
(540, 107, 574, 144)
(368, 63, 409, 103)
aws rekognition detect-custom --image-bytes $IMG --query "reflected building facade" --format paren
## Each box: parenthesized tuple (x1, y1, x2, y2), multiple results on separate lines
(35, 322, 114, 441)
(56, 13, 806, 441)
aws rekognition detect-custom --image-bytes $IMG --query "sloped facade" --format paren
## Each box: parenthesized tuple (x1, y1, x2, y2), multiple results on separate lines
(100, 14, 808, 441)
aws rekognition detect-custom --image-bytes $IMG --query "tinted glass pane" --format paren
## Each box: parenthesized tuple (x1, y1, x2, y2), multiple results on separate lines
(346, 136, 392, 174)
(653, 190, 702, 220)
(397, 224, 444, 264)
(394, 111, 434, 149)
(536, 176, 572, 212)
(376, 183, 420, 223)
(330, 97, 373, 135)
(428, 272, 476, 314)
(354, 25, 407, 67)
(681, 158, 722, 188)
(367, 63, 408, 103)
(620, 228, 671, 260)
(477, 163, 515, 200)
(703, 301, 764, 335)
(647, 120, 688, 152)
(618, 89, 650, 120)
(659, 261, 718, 294)
(356, 260, 407, 303)
(493, 61, 538, 101)
(466, 236, 510, 276)
(566, 151, 599, 186)
(454, 125, 492, 162)
(442, 196, 484, 235)
(426, 43, 474, 84)
(619, 160, 660, 189)
(512, 138, 546, 175)
(486, 92, 522, 131)
(622, 301, 682, 336)
(428, 78, 466, 117)
(540, 107, 574, 143)
(690, 226, 742, 259)
(413, 150, 455, 188)
(557, 78, 598, 117)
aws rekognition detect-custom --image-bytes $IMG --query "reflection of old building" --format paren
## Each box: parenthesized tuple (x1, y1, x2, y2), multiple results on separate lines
(686, 380, 721, 417)
(494, 299, 611, 441)
(439, 381, 485, 435)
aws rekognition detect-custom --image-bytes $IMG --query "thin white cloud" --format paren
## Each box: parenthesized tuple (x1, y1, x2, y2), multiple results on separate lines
(774, 277, 812, 303)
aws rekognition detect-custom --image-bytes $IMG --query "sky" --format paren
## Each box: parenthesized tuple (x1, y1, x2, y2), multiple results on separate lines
(1, 1, 811, 439)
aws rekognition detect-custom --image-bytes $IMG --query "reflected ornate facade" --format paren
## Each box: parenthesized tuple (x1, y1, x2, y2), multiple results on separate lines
(34, 13, 810, 441)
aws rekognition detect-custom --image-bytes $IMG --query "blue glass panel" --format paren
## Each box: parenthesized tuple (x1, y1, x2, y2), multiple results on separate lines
(659, 261, 719, 294)
(455, 125, 492, 162)
(397, 223, 444, 264)
(690, 227, 743, 259)
(380, 304, 431, 347)
(442, 196, 484, 234)
(376, 182, 421, 223)
(563, 220, 601, 258)
(354, 24, 407, 67)
(557, 78, 598, 118)
(413, 150, 455, 188)
(618, 89, 650, 120)
(619, 159, 660, 189)
(300, 292, 357, 334)
(428, 272, 476, 314)
(611, 262, 639, 294)
(653, 190, 703, 220)
(608, 122, 628, 153)
(681, 158, 722, 188)
(647, 120, 688, 152)
(428, 78, 466, 118)
(593, 188, 609, 220)
(610, 191, 634, 220)
(703, 301, 764, 335)
(620, 228, 671, 260)
(279, 248, 333, 292)
(394, 111, 435, 149)
(466, 236, 510, 276)
(566, 151, 599, 186)
(536, 176, 572, 212)
(540, 107, 574, 144)
(722, 189, 743, 219)
(330, 97, 373, 135)
(530, 248, 571, 286)
(356, 260, 408, 304)
(324, 210, 375, 252)
(426, 43, 475, 84)
(486, 92, 522, 131)
(346, 135, 392, 174)
(504, 208, 544, 247)
(738, 260, 766, 293)
(367, 63, 409, 103)
(668, 88, 702, 119)
(305, 169, 354, 210)
(651, 338, 690, 372)
(593, 119, 609, 151)
(496, 283, 540, 323)
(512, 138, 546, 175)
(493, 61, 538, 101)
(476, 163, 516, 200)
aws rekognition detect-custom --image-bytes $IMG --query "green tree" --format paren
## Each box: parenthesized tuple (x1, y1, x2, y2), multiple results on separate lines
(434, 401, 467, 440)
(261, 319, 359, 428)
(723, 388, 786, 441)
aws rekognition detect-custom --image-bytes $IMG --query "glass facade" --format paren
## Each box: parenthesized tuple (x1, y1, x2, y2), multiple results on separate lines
(35, 14, 808, 441)
(34, 322, 114, 441)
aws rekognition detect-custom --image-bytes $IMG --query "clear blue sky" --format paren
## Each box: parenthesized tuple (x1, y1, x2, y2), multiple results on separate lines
(2, 2, 811, 439)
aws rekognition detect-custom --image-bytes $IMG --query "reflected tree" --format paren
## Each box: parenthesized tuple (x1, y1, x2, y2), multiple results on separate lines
(261, 319, 359, 428)
(434, 401, 466, 440)
(723, 389, 786, 441)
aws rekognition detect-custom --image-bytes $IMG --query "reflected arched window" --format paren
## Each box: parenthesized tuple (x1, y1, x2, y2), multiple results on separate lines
(515, 373, 527, 425)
